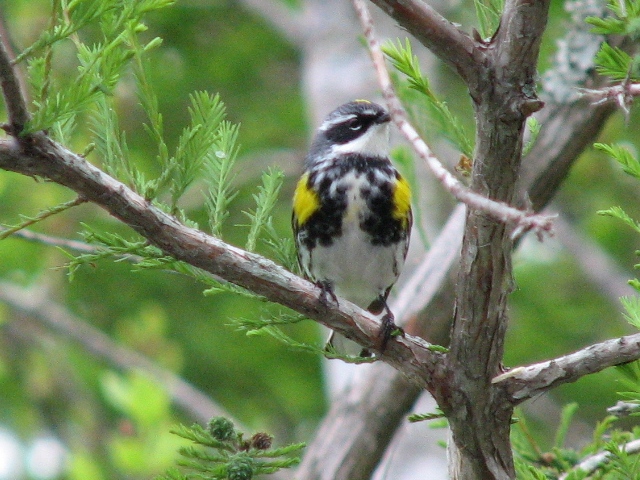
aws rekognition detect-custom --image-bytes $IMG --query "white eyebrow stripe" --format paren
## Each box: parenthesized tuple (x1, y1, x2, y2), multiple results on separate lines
(319, 113, 357, 131)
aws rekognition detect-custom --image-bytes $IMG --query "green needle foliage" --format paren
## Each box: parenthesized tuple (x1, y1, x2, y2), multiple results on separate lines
(170, 92, 228, 211)
(587, 0, 640, 80)
(595, 142, 640, 327)
(2, 0, 301, 320)
(0, 197, 85, 240)
(22, 0, 170, 136)
(512, 395, 640, 479)
(206, 121, 241, 237)
(158, 417, 305, 480)
(244, 168, 285, 253)
(6, 0, 316, 368)
(382, 38, 473, 158)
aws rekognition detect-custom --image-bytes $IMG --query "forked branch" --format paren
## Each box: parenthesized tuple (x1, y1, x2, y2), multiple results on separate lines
(353, 0, 554, 239)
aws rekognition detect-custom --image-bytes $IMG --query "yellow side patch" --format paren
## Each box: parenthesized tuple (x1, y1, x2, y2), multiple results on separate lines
(293, 173, 320, 227)
(392, 176, 412, 228)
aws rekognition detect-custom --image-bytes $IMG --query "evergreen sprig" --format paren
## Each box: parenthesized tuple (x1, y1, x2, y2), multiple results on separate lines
(91, 96, 135, 187)
(243, 168, 285, 252)
(587, 0, 640, 37)
(170, 92, 227, 211)
(62, 225, 163, 280)
(595, 143, 640, 325)
(205, 121, 241, 236)
(23, 0, 169, 135)
(158, 418, 305, 480)
(382, 39, 473, 158)
(408, 409, 446, 423)
(587, 0, 640, 81)
(0, 197, 85, 241)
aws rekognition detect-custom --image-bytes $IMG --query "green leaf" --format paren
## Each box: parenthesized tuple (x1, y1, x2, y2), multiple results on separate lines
(620, 296, 640, 329)
(594, 42, 637, 81)
(598, 206, 640, 234)
(594, 142, 640, 179)
(243, 168, 285, 252)
(474, 0, 504, 39)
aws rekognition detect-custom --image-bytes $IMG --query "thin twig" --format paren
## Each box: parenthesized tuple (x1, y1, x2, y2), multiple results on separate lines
(352, 0, 554, 239)
(0, 33, 29, 133)
(3, 228, 105, 253)
(579, 82, 640, 111)
(559, 438, 640, 480)
(0, 196, 87, 240)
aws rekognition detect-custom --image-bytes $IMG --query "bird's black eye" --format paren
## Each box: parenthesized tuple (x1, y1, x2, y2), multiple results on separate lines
(348, 119, 363, 131)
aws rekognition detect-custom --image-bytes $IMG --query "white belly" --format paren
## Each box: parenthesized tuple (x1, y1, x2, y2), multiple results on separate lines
(310, 221, 400, 309)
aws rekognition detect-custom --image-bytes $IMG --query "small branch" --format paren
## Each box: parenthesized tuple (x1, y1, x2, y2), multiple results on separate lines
(353, 0, 554, 239)
(559, 438, 640, 480)
(368, 0, 479, 83)
(0, 33, 29, 133)
(2, 228, 104, 253)
(607, 400, 640, 417)
(579, 82, 640, 113)
(0, 135, 445, 391)
(0, 196, 87, 240)
(0, 280, 235, 425)
(500, 333, 640, 403)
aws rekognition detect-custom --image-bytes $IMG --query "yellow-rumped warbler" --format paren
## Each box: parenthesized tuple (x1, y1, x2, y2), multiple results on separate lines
(292, 100, 412, 356)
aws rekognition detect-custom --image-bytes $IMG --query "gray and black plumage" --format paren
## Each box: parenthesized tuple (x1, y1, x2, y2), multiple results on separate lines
(292, 101, 412, 355)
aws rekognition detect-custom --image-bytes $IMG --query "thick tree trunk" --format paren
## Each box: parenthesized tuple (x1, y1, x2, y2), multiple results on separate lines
(443, 1, 551, 477)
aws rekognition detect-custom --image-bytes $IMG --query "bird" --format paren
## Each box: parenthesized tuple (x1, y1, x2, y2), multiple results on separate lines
(292, 100, 412, 356)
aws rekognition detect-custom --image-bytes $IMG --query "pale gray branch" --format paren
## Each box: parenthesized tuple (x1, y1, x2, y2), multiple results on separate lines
(502, 333, 640, 403)
(368, 0, 479, 82)
(559, 438, 640, 479)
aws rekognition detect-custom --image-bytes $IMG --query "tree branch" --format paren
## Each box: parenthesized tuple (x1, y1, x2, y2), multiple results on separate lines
(0, 134, 445, 389)
(559, 438, 640, 479)
(499, 333, 640, 403)
(368, 0, 479, 83)
(0, 33, 29, 133)
(299, 0, 625, 478)
(353, 0, 554, 239)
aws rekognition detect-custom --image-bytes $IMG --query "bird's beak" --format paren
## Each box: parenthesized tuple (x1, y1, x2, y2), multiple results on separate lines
(378, 112, 391, 124)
